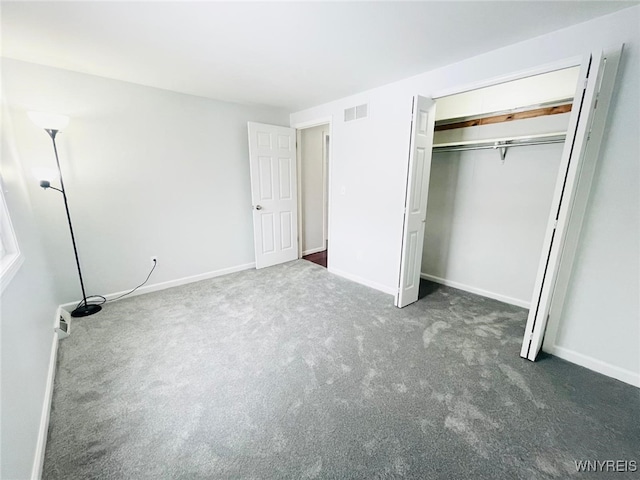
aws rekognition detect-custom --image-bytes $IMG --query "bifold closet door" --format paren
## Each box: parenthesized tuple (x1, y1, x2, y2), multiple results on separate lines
(521, 46, 622, 361)
(396, 96, 436, 308)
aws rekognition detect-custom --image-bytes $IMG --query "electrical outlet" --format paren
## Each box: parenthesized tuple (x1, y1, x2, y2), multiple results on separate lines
(56, 314, 70, 339)
(151, 256, 158, 267)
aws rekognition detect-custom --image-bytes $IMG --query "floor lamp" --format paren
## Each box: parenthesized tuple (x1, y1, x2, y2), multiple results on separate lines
(29, 112, 101, 318)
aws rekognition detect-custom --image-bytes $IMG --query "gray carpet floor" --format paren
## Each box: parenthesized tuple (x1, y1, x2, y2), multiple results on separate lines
(44, 260, 639, 479)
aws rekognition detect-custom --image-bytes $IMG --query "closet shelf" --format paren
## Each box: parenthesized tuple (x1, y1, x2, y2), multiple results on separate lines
(433, 132, 566, 161)
(434, 100, 573, 132)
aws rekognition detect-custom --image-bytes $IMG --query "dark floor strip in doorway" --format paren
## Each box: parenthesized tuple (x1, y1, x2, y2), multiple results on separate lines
(303, 249, 327, 268)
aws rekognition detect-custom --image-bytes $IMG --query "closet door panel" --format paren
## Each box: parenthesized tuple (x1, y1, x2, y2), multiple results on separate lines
(397, 96, 436, 308)
(521, 46, 622, 360)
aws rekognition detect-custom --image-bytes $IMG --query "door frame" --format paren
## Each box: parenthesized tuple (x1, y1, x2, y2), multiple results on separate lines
(292, 117, 333, 264)
(322, 130, 330, 250)
(415, 48, 619, 359)
(432, 55, 584, 100)
(401, 57, 585, 308)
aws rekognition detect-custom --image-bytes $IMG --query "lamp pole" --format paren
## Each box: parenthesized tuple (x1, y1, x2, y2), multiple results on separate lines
(39, 127, 101, 317)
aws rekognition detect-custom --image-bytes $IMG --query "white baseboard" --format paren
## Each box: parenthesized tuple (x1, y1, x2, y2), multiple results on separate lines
(329, 267, 396, 296)
(302, 246, 326, 256)
(60, 262, 256, 311)
(31, 315, 59, 480)
(420, 273, 530, 309)
(545, 344, 640, 388)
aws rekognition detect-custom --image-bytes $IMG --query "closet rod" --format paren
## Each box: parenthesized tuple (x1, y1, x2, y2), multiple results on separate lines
(432, 136, 566, 153)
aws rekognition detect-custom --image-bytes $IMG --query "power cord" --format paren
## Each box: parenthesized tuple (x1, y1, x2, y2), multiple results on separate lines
(74, 259, 157, 310)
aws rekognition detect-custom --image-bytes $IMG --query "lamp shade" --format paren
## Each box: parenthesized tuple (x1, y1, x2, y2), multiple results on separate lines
(28, 111, 70, 131)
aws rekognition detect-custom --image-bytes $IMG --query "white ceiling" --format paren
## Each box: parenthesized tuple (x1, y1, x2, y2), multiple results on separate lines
(1, 1, 636, 111)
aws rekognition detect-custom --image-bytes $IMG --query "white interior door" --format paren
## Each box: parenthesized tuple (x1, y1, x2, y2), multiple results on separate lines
(248, 122, 298, 269)
(396, 96, 436, 308)
(521, 47, 622, 360)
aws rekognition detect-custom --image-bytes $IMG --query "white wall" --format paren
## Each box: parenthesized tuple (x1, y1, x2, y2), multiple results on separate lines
(290, 7, 640, 384)
(423, 98, 572, 307)
(422, 141, 563, 307)
(1, 104, 63, 478)
(0, 59, 289, 478)
(2, 59, 289, 304)
(291, 87, 415, 294)
(300, 124, 328, 254)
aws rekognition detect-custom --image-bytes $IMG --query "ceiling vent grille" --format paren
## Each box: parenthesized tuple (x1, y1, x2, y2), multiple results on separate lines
(344, 103, 368, 122)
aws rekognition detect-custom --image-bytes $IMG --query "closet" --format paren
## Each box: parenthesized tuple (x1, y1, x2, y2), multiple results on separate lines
(397, 47, 620, 362)
(420, 67, 581, 308)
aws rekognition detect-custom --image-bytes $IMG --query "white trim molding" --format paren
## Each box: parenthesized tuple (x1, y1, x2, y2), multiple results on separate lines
(420, 273, 531, 309)
(545, 344, 640, 388)
(291, 116, 333, 130)
(432, 55, 584, 99)
(302, 246, 326, 257)
(31, 319, 59, 480)
(60, 262, 256, 312)
(0, 184, 24, 294)
(329, 267, 396, 296)
(1, 251, 24, 293)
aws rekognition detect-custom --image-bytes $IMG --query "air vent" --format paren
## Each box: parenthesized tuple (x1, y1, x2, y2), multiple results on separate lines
(344, 107, 356, 122)
(344, 103, 368, 122)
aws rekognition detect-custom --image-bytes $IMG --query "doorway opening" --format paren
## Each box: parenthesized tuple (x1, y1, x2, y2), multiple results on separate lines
(297, 123, 330, 269)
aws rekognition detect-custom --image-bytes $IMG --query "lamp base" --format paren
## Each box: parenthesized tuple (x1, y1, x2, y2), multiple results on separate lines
(71, 304, 102, 318)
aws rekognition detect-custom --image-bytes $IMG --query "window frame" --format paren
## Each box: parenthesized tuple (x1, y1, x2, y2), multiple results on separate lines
(1, 184, 24, 293)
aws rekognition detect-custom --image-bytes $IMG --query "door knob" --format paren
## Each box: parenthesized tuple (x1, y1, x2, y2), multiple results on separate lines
(254, 205, 263, 210)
